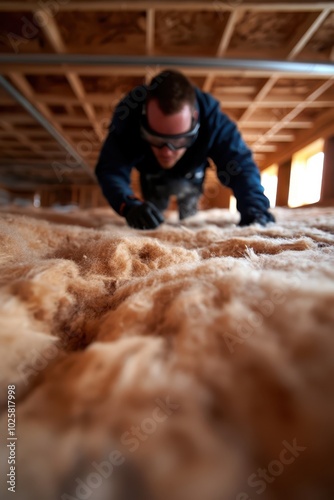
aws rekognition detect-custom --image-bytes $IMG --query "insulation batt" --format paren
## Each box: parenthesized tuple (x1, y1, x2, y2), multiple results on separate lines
(0, 205, 334, 500)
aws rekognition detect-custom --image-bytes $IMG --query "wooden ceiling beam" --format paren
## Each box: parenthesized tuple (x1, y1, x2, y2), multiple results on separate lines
(0, 114, 37, 124)
(286, 9, 332, 60)
(31, 93, 118, 105)
(203, 74, 216, 93)
(238, 76, 279, 122)
(0, 66, 149, 76)
(30, 92, 334, 108)
(52, 117, 92, 126)
(32, 93, 334, 107)
(2, 72, 94, 177)
(225, 100, 334, 108)
(214, 86, 258, 94)
(8, 73, 67, 135)
(66, 72, 105, 141)
(0, 96, 16, 105)
(238, 9, 333, 137)
(239, 120, 313, 129)
(7, 72, 83, 151)
(216, 9, 241, 58)
(0, 159, 66, 166)
(3, 132, 50, 139)
(252, 78, 334, 151)
(0, 1, 332, 12)
(3, 150, 65, 157)
(64, 104, 75, 116)
(146, 8, 155, 56)
(0, 2, 332, 181)
(263, 107, 334, 168)
(250, 145, 277, 152)
(243, 133, 295, 142)
(203, 9, 241, 93)
(1, 113, 316, 129)
(39, 16, 105, 141)
(39, 15, 67, 53)
(0, 121, 44, 155)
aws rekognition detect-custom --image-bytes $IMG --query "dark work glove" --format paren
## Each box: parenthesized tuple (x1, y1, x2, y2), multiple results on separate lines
(239, 209, 275, 227)
(125, 201, 164, 230)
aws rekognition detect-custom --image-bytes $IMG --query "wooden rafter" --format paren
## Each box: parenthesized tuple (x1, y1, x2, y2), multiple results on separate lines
(0, 1, 333, 12)
(286, 9, 332, 60)
(252, 78, 334, 151)
(0, 0, 333, 183)
(203, 8, 242, 92)
(216, 9, 241, 58)
(8, 73, 76, 139)
(39, 16, 105, 142)
(263, 107, 334, 167)
(146, 9, 155, 56)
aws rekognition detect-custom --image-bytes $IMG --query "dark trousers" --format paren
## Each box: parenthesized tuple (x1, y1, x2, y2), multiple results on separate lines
(140, 166, 207, 220)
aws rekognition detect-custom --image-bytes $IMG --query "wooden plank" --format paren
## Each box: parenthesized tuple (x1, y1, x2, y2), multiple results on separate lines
(39, 15, 105, 141)
(53, 116, 92, 125)
(146, 8, 155, 56)
(0, 97, 16, 105)
(252, 145, 277, 152)
(261, 107, 334, 168)
(262, 78, 334, 144)
(66, 72, 104, 140)
(0, 159, 72, 166)
(238, 76, 279, 122)
(203, 8, 241, 92)
(202, 74, 216, 93)
(239, 120, 313, 128)
(0, 128, 46, 156)
(6, 72, 89, 162)
(0, 114, 36, 124)
(35, 93, 334, 107)
(0, 1, 332, 12)
(237, 7, 332, 134)
(214, 86, 257, 94)
(224, 100, 334, 108)
(39, 16, 67, 53)
(243, 133, 295, 142)
(286, 9, 332, 59)
(0, 113, 91, 127)
(216, 9, 241, 57)
(276, 159, 292, 206)
(321, 135, 334, 202)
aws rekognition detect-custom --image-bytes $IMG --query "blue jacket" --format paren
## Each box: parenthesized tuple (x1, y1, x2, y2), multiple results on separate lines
(95, 86, 270, 218)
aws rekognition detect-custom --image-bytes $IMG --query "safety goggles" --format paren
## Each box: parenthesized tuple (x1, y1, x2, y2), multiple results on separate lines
(140, 109, 200, 151)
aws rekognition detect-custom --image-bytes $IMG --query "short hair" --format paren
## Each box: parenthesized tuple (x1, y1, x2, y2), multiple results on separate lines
(146, 69, 196, 115)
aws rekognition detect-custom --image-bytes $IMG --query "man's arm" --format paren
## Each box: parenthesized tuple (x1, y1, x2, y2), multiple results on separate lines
(208, 104, 274, 225)
(95, 105, 164, 229)
(95, 128, 141, 216)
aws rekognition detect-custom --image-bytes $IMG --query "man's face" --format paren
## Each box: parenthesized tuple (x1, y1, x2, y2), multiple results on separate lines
(146, 99, 194, 169)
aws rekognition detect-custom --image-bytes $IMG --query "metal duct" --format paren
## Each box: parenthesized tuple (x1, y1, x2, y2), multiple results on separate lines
(0, 55, 334, 75)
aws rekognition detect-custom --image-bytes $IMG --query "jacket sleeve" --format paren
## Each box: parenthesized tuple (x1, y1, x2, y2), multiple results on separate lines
(95, 129, 142, 216)
(208, 104, 270, 218)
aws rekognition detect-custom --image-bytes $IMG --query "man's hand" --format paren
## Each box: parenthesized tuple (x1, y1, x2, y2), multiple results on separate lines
(125, 201, 164, 229)
(239, 209, 275, 227)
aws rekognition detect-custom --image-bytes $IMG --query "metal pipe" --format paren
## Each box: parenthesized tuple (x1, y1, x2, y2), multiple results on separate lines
(0, 54, 334, 75)
(0, 75, 96, 181)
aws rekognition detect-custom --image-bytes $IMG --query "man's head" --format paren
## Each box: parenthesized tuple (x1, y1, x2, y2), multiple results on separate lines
(142, 70, 199, 169)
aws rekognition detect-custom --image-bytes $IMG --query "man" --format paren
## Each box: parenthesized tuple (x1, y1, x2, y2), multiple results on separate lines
(95, 69, 275, 229)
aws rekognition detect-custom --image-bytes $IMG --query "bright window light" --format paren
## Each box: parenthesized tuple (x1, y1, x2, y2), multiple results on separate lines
(288, 139, 324, 207)
(261, 164, 278, 207)
(229, 195, 237, 213)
